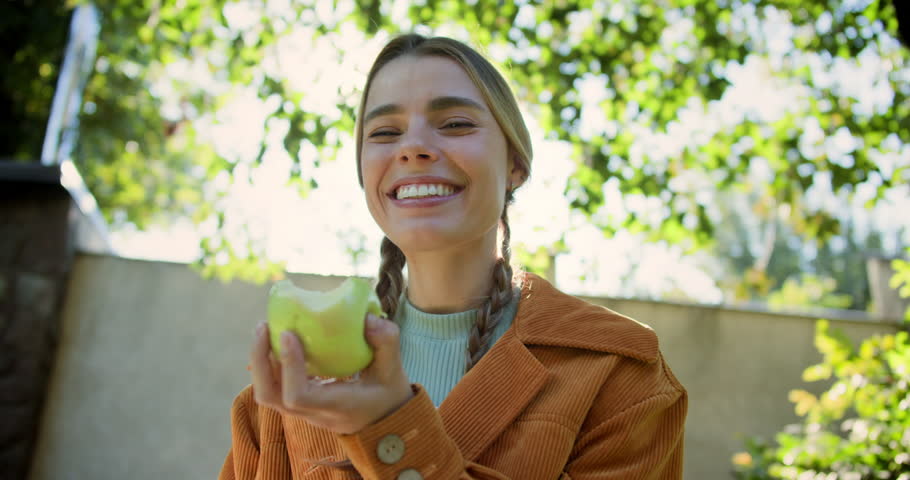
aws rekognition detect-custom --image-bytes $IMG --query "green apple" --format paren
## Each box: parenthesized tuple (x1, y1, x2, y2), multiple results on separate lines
(267, 277, 384, 378)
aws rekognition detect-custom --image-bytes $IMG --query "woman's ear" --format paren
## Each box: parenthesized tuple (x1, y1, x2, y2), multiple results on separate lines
(508, 154, 528, 191)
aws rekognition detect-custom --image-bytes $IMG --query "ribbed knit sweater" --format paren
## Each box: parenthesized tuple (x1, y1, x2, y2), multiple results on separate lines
(395, 288, 520, 407)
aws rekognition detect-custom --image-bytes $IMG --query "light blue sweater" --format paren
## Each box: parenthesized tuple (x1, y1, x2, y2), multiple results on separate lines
(395, 288, 521, 407)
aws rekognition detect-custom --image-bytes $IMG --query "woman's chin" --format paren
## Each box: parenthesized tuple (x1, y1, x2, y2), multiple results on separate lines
(389, 229, 467, 255)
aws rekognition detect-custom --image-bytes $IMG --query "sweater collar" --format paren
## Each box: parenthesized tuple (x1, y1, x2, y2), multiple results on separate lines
(395, 296, 476, 340)
(512, 272, 660, 364)
(396, 287, 522, 341)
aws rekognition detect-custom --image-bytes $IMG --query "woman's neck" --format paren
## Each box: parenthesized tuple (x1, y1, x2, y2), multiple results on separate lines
(403, 234, 500, 314)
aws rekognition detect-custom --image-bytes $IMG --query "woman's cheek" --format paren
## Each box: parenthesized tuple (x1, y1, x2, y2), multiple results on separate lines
(361, 172, 387, 221)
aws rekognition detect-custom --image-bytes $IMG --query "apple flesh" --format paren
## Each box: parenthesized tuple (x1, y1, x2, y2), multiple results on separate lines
(267, 277, 383, 378)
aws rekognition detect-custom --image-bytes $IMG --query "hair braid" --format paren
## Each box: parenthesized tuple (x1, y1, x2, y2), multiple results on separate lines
(376, 236, 406, 320)
(464, 190, 518, 373)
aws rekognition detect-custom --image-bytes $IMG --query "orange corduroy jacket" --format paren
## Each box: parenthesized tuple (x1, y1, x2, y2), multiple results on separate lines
(219, 273, 687, 480)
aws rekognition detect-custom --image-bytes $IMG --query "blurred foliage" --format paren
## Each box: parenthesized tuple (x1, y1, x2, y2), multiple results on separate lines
(768, 274, 854, 310)
(192, 233, 286, 284)
(4, 0, 908, 282)
(732, 437, 778, 480)
(891, 251, 910, 322)
(514, 239, 568, 282)
(0, 0, 71, 160)
(733, 251, 910, 479)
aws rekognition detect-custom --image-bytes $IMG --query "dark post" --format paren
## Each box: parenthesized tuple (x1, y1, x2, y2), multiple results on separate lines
(0, 164, 75, 479)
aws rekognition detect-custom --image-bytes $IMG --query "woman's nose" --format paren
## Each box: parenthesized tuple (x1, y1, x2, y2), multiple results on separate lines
(397, 125, 438, 163)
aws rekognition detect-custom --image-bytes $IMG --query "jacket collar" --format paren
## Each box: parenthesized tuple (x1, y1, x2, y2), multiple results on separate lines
(513, 272, 659, 364)
(437, 272, 659, 460)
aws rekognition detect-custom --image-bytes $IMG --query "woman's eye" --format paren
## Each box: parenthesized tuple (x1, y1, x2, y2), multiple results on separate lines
(443, 121, 475, 129)
(369, 130, 399, 138)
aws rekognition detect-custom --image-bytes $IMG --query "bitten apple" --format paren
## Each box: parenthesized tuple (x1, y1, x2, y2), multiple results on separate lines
(267, 277, 383, 378)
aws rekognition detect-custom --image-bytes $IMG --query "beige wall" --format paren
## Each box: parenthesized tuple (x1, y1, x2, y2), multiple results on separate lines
(29, 254, 898, 479)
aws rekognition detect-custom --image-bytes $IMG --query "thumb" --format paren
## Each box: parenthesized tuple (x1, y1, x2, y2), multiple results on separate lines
(364, 314, 402, 371)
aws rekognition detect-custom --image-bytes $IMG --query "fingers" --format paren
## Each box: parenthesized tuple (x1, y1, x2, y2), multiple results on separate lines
(252, 319, 401, 420)
(248, 317, 409, 433)
(250, 326, 322, 413)
(363, 314, 404, 380)
(249, 322, 281, 406)
(269, 352, 282, 383)
(279, 331, 312, 408)
(277, 332, 344, 411)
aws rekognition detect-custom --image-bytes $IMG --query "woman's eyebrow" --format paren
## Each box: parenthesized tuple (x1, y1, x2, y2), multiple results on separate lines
(364, 96, 485, 124)
(428, 95, 485, 113)
(364, 104, 402, 124)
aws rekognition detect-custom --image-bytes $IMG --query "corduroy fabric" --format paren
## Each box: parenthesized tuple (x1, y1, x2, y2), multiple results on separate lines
(219, 273, 688, 479)
(396, 287, 519, 406)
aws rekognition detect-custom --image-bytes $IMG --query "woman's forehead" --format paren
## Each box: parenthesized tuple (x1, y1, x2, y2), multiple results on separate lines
(364, 55, 486, 111)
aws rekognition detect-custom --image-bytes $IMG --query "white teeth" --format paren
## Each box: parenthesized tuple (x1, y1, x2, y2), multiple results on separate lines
(395, 183, 457, 199)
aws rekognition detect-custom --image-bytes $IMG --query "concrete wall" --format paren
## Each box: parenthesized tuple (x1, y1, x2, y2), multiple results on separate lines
(29, 254, 898, 479)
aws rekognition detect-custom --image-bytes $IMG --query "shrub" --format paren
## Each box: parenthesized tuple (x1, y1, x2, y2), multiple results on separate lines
(732, 320, 910, 479)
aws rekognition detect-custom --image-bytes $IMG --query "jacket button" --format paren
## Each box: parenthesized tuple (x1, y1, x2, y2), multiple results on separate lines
(376, 434, 405, 464)
(397, 468, 423, 480)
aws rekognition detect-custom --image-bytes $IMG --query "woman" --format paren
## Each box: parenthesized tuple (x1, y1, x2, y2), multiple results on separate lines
(220, 33, 687, 480)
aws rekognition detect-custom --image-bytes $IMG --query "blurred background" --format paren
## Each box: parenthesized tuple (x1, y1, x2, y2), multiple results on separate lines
(2, 0, 909, 479)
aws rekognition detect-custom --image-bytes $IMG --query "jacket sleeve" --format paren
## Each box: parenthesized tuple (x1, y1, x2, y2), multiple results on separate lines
(219, 385, 292, 480)
(337, 384, 511, 479)
(561, 356, 688, 480)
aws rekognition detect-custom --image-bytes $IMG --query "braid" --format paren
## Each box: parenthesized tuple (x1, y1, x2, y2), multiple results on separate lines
(465, 190, 517, 373)
(376, 236, 406, 320)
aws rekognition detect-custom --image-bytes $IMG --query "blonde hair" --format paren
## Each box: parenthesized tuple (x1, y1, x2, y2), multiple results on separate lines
(357, 34, 533, 372)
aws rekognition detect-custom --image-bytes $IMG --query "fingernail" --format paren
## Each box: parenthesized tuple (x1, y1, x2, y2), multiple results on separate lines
(281, 331, 293, 350)
(255, 322, 266, 337)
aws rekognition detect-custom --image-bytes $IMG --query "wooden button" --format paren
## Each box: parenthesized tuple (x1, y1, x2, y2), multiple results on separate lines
(377, 434, 405, 464)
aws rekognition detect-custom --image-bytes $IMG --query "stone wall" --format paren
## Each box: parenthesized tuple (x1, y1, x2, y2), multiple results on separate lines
(0, 172, 75, 480)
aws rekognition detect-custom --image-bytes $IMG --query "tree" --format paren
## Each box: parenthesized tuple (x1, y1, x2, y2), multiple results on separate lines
(0, 0, 71, 160)
(711, 184, 892, 310)
(10, 0, 909, 282)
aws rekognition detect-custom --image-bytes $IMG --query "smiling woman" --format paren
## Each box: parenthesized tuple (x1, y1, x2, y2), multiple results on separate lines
(220, 33, 688, 480)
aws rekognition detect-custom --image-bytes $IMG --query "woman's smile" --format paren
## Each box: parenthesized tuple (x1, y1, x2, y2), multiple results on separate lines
(386, 175, 466, 208)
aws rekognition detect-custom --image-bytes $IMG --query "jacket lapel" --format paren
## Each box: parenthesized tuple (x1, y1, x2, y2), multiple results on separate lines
(437, 327, 549, 461)
(434, 272, 660, 461)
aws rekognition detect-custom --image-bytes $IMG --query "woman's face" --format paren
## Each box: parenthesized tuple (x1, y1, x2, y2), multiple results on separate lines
(360, 55, 520, 255)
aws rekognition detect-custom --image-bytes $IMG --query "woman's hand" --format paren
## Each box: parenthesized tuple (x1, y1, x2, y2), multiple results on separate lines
(249, 314, 414, 435)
